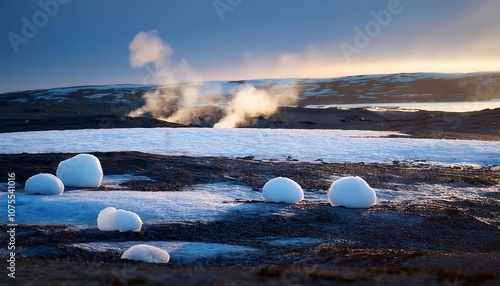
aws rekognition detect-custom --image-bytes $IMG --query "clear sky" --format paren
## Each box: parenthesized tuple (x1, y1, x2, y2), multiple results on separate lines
(1, 0, 499, 93)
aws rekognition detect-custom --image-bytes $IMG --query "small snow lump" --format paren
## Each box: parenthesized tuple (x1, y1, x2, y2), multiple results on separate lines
(263, 177, 304, 204)
(24, 173, 64, 195)
(56, 154, 103, 187)
(328, 176, 376, 208)
(121, 244, 170, 263)
(97, 207, 142, 232)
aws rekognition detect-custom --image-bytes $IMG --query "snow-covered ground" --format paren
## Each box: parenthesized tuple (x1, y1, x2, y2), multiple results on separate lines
(304, 99, 500, 112)
(1, 181, 497, 227)
(1, 128, 498, 166)
(72, 241, 258, 263)
(2, 183, 263, 226)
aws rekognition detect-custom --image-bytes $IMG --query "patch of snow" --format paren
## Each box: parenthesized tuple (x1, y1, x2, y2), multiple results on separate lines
(0, 183, 262, 226)
(302, 78, 337, 84)
(35, 95, 66, 101)
(97, 207, 142, 232)
(265, 237, 322, 246)
(1, 128, 499, 166)
(304, 99, 500, 112)
(399, 93, 433, 97)
(121, 244, 170, 263)
(9, 98, 29, 103)
(357, 95, 377, 99)
(24, 173, 64, 195)
(101, 174, 151, 189)
(481, 78, 496, 85)
(263, 177, 304, 204)
(376, 183, 498, 204)
(56, 154, 103, 187)
(83, 93, 112, 100)
(73, 241, 257, 263)
(328, 177, 377, 208)
(302, 88, 332, 97)
(48, 87, 82, 95)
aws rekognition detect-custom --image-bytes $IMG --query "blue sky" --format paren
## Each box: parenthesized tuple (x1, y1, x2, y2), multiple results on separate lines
(1, 0, 499, 92)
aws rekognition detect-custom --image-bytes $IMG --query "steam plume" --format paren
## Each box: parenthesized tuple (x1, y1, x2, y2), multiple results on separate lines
(128, 30, 205, 121)
(214, 85, 298, 128)
(128, 31, 300, 127)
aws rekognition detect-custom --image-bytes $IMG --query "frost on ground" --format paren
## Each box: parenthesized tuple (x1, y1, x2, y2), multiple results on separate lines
(57, 154, 103, 187)
(263, 177, 304, 204)
(0, 184, 263, 226)
(97, 207, 142, 232)
(328, 176, 377, 208)
(74, 241, 258, 264)
(121, 244, 170, 263)
(24, 173, 64, 195)
(0, 152, 498, 284)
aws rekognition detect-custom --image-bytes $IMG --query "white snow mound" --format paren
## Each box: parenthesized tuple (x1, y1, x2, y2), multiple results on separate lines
(56, 154, 103, 187)
(121, 244, 170, 263)
(24, 173, 64, 195)
(328, 176, 376, 208)
(97, 207, 142, 232)
(263, 177, 304, 204)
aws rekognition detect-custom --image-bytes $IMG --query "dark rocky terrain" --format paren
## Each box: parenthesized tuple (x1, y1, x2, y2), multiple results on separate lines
(1, 72, 499, 285)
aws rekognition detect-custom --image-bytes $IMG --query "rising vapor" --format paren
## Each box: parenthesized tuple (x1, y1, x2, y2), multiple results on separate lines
(214, 85, 298, 128)
(128, 31, 300, 127)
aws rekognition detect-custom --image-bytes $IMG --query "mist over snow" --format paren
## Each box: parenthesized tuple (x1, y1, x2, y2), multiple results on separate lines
(1, 128, 498, 166)
(24, 173, 64, 195)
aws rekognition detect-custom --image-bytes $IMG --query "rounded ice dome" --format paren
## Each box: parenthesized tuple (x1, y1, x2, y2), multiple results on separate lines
(56, 154, 103, 187)
(24, 173, 64, 195)
(121, 244, 170, 263)
(97, 207, 142, 232)
(263, 177, 304, 204)
(327, 176, 376, 208)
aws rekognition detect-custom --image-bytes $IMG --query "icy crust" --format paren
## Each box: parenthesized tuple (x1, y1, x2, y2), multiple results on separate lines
(2, 184, 263, 226)
(74, 241, 257, 263)
(1, 128, 499, 166)
(57, 154, 103, 187)
(263, 177, 304, 204)
(121, 244, 170, 263)
(328, 177, 377, 208)
(24, 173, 64, 195)
(1, 182, 498, 227)
(97, 207, 142, 232)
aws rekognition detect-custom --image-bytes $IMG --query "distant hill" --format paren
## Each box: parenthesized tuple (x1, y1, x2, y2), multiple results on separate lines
(1, 72, 498, 108)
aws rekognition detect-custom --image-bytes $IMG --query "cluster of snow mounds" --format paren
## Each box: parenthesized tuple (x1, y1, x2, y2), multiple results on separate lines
(56, 154, 103, 187)
(328, 176, 377, 208)
(97, 207, 143, 232)
(121, 244, 170, 263)
(263, 177, 304, 204)
(24, 174, 64, 195)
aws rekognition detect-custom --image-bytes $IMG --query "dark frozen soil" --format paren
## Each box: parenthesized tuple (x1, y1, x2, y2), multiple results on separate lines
(1, 152, 499, 285)
(2, 90, 500, 285)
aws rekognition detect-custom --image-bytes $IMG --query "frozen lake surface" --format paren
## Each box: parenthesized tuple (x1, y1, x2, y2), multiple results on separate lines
(1, 128, 498, 166)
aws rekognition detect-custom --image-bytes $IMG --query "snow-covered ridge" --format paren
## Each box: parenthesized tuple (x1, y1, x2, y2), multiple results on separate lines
(1, 72, 498, 111)
(1, 128, 498, 166)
